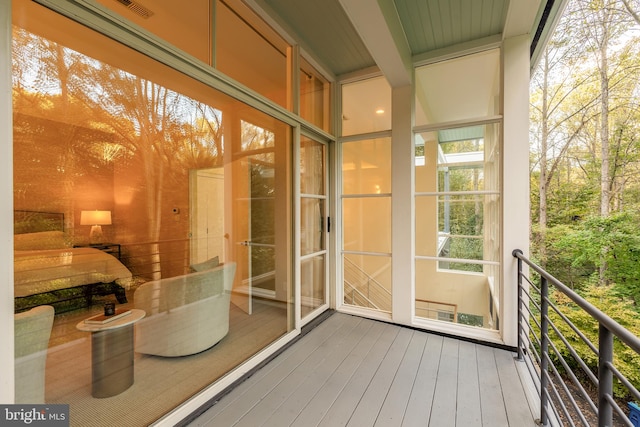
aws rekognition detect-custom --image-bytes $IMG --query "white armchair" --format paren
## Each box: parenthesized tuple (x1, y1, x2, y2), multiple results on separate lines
(134, 262, 236, 357)
(14, 305, 55, 403)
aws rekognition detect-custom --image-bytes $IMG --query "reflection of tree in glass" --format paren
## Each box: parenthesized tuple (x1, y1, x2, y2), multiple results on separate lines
(13, 28, 226, 277)
(249, 160, 276, 277)
(13, 28, 118, 213)
(241, 121, 277, 277)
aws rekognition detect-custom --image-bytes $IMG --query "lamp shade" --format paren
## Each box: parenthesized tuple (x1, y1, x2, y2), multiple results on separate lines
(80, 210, 112, 226)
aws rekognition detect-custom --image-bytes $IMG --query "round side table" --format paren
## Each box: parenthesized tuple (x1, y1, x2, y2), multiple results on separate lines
(76, 308, 145, 398)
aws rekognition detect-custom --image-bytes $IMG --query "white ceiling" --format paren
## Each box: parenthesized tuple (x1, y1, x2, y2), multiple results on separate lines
(96, 0, 557, 87)
(258, 0, 553, 84)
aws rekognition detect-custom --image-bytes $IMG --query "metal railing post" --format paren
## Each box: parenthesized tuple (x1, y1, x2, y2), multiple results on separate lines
(540, 276, 550, 427)
(598, 325, 613, 427)
(515, 250, 524, 361)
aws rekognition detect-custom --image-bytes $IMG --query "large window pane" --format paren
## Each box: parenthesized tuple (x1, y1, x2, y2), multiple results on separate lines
(12, 2, 293, 423)
(301, 198, 324, 256)
(301, 255, 326, 317)
(343, 197, 391, 253)
(216, 0, 289, 108)
(438, 168, 485, 192)
(300, 58, 331, 132)
(344, 254, 391, 312)
(342, 138, 391, 195)
(438, 195, 484, 237)
(341, 135, 391, 314)
(415, 259, 498, 329)
(95, 0, 212, 64)
(300, 138, 325, 195)
(299, 136, 327, 321)
(341, 76, 391, 136)
(414, 121, 501, 331)
(415, 49, 501, 126)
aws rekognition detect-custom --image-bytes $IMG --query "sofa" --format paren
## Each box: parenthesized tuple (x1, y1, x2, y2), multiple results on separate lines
(133, 262, 236, 357)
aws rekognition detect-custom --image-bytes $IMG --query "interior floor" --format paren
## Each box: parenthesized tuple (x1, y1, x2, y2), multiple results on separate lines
(44, 290, 289, 427)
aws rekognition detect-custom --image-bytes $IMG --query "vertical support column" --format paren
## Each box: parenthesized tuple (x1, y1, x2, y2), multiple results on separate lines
(0, 0, 14, 404)
(598, 325, 614, 427)
(391, 83, 413, 325)
(502, 34, 531, 347)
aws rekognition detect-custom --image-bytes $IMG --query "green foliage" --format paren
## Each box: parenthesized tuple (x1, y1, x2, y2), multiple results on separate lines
(544, 213, 640, 304)
(528, 0, 640, 406)
(545, 283, 640, 399)
(532, 223, 591, 291)
(249, 163, 276, 277)
(545, 182, 598, 226)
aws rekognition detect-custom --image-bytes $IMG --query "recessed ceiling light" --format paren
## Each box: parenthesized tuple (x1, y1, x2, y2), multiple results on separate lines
(375, 108, 385, 115)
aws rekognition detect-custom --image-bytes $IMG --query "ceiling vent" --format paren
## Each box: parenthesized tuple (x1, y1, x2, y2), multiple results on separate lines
(114, 0, 154, 19)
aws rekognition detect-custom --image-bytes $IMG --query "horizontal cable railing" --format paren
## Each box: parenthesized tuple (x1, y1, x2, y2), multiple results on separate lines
(513, 249, 640, 427)
(343, 257, 391, 311)
(343, 280, 380, 310)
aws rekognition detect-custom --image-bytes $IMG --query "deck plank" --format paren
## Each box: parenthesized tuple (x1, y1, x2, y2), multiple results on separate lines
(200, 314, 359, 426)
(259, 317, 376, 426)
(429, 337, 459, 426)
(374, 331, 427, 427)
(289, 320, 387, 427)
(346, 327, 414, 426)
(456, 340, 482, 426)
(401, 334, 443, 427)
(494, 349, 536, 426)
(317, 322, 400, 427)
(231, 315, 364, 427)
(477, 344, 510, 427)
(189, 313, 538, 427)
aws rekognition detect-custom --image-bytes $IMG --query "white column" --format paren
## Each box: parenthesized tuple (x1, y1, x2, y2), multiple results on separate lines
(391, 84, 414, 325)
(502, 34, 530, 347)
(0, 0, 15, 403)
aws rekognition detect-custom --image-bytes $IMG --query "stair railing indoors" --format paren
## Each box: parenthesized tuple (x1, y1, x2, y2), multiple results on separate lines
(343, 257, 391, 312)
(513, 249, 640, 427)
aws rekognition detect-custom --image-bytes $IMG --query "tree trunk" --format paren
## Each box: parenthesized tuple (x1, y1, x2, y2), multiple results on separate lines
(599, 47, 610, 218)
(539, 49, 550, 265)
(598, 2, 611, 285)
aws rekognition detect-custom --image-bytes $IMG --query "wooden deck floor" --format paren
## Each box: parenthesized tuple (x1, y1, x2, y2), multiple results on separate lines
(187, 312, 537, 427)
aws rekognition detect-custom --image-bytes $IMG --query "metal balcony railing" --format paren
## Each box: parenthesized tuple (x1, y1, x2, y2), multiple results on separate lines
(513, 249, 640, 427)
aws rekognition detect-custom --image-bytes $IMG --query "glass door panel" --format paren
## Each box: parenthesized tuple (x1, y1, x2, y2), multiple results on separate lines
(340, 137, 392, 314)
(12, 1, 295, 421)
(232, 121, 278, 314)
(300, 136, 328, 321)
(247, 156, 276, 300)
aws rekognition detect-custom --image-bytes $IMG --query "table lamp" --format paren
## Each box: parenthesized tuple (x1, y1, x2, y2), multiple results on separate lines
(80, 210, 112, 244)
